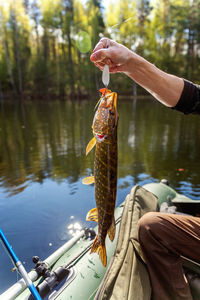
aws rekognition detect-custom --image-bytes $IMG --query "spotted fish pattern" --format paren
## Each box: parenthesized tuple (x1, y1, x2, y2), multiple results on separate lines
(83, 88, 118, 267)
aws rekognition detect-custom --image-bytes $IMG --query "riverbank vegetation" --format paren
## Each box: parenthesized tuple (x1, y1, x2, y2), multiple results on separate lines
(0, 0, 200, 100)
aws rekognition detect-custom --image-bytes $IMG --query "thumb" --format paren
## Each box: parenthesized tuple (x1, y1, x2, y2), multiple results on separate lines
(90, 49, 107, 63)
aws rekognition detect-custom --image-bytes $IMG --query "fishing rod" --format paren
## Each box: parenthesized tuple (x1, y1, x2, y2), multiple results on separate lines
(0, 229, 42, 300)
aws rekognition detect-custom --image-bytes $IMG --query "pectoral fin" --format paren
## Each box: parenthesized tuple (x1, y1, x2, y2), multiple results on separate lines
(86, 208, 98, 222)
(82, 176, 94, 185)
(107, 217, 116, 242)
(86, 136, 96, 155)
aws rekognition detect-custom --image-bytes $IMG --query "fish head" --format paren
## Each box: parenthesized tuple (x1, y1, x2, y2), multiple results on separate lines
(92, 89, 118, 140)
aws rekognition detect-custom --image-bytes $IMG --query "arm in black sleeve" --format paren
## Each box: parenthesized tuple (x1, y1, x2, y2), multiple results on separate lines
(172, 80, 200, 115)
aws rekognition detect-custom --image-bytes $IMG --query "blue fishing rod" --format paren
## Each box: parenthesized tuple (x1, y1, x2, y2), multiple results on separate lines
(0, 229, 42, 300)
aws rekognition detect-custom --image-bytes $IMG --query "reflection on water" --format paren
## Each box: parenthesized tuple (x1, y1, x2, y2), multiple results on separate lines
(58, 215, 83, 241)
(1, 99, 200, 197)
(0, 98, 200, 292)
(68, 222, 82, 237)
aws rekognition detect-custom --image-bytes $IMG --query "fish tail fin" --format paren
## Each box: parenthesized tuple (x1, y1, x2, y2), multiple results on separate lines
(90, 236, 107, 267)
(108, 217, 116, 242)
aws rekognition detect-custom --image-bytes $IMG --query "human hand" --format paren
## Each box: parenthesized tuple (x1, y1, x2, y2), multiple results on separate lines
(90, 38, 133, 74)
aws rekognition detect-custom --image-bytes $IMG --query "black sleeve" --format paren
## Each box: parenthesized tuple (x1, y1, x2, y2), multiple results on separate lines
(172, 79, 200, 115)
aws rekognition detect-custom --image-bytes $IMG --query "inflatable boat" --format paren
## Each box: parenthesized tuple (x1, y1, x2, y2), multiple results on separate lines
(1, 180, 200, 300)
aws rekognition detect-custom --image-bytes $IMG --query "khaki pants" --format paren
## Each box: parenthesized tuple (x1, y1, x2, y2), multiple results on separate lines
(138, 212, 200, 300)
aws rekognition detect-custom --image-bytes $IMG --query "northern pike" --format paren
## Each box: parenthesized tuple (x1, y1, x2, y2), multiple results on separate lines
(82, 88, 118, 267)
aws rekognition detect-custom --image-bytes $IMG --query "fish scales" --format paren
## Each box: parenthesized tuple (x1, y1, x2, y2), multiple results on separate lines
(95, 133, 117, 242)
(83, 88, 118, 267)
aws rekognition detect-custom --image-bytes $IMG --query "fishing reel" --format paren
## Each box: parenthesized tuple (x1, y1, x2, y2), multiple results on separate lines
(26, 228, 96, 299)
(27, 256, 70, 299)
(84, 227, 96, 240)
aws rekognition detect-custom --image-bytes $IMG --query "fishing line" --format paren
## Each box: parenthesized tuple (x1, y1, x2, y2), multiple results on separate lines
(75, 14, 136, 54)
(109, 15, 136, 29)
(0, 238, 18, 276)
(1, 241, 20, 282)
(94, 97, 102, 111)
(0, 236, 21, 284)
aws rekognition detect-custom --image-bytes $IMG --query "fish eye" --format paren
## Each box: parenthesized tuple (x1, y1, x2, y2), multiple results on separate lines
(109, 110, 114, 115)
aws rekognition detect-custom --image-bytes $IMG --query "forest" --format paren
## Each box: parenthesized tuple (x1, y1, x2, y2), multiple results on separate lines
(0, 0, 200, 100)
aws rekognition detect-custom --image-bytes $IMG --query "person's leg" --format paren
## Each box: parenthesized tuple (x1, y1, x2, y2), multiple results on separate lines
(138, 212, 200, 300)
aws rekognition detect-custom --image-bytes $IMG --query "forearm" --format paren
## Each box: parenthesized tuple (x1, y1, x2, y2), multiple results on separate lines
(91, 38, 184, 107)
(125, 53, 184, 107)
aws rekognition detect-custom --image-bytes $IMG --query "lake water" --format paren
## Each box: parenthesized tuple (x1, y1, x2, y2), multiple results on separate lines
(0, 97, 200, 293)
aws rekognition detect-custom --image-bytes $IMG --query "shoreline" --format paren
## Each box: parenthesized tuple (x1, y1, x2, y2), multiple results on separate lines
(0, 92, 153, 102)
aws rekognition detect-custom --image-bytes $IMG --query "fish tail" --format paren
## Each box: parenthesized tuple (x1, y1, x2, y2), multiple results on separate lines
(90, 236, 107, 267)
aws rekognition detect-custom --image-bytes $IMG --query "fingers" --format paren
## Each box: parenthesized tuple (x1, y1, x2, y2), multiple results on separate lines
(94, 61, 111, 71)
(94, 62, 104, 71)
(90, 49, 106, 62)
(90, 37, 121, 73)
(94, 61, 120, 74)
(90, 37, 112, 63)
(93, 37, 110, 53)
(110, 65, 123, 73)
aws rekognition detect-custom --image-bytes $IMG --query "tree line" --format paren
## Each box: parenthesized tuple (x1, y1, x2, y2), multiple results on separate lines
(0, 0, 200, 100)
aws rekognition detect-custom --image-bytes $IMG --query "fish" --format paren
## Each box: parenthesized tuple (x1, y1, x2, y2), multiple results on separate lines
(82, 88, 118, 267)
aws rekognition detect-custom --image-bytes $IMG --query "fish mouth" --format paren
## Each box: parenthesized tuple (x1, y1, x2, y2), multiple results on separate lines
(98, 88, 117, 114)
(96, 133, 108, 142)
(93, 89, 118, 135)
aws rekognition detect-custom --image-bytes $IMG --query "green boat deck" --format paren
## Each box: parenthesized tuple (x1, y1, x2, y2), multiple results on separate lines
(2, 182, 200, 300)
